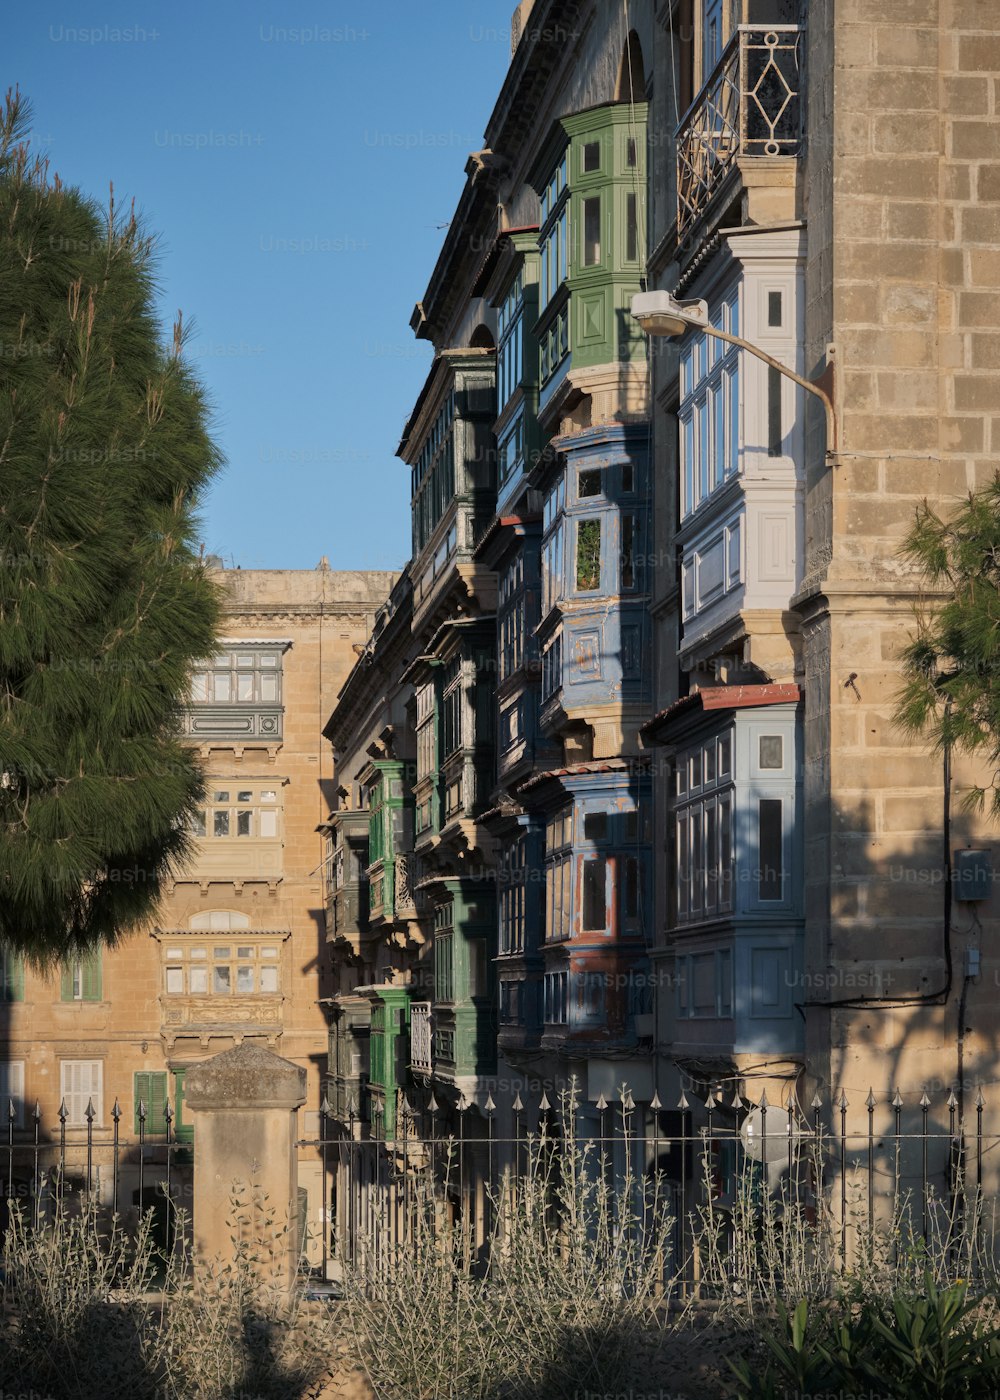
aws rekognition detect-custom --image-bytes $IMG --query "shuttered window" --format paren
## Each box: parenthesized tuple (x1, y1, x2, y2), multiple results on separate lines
(60, 1060, 102, 1125)
(0, 948, 24, 1001)
(60, 950, 102, 1002)
(0, 1061, 25, 1127)
(134, 1071, 169, 1135)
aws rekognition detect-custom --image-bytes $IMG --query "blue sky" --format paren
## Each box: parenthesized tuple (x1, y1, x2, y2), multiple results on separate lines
(8, 1, 513, 571)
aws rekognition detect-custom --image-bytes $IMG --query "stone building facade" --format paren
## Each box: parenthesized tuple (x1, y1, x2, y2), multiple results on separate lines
(0, 565, 394, 1254)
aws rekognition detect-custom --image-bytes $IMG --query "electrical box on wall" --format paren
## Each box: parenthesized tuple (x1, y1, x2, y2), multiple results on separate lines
(954, 849, 992, 903)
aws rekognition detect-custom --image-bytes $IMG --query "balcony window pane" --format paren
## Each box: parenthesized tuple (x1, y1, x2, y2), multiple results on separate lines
(236, 672, 254, 701)
(582, 857, 607, 931)
(260, 966, 278, 993)
(213, 810, 230, 837)
(583, 140, 600, 172)
(165, 967, 183, 995)
(189, 967, 207, 994)
(190, 810, 206, 837)
(191, 673, 209, 701)
(214, 947, 230, 959)
(236, 965, 254, 994)
(626, 192, 638, 262)
(236, 810, 252, 837)
(259, 673, 278, 702)
(576, 519, 602, 591)
(759, 799, 783, 901)
(213, 965, 231, 994)
(259, 809, 277, 838)
(579, 468, 602, 498)
(214, 672, 232, 702)
(583, 197, 601, 265)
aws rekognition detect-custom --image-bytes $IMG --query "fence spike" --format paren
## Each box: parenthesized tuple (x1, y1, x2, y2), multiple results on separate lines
(138, 1099, 147, 1123)
(810, 1091, 823, 1110)
(977, 1086, 986, 1109)
(920, 1091, 931, 1108)
(111, 1099, 122, 1122)
(650, 1091, 662, 1112)
(320, 1095, 331, 1116)
(456, 1093, 468, 1113)
(6, 1098, 14, 1122)
(704, 1090, 715, 1111)
(623, 1090, 635, 1112)
(866, 1089, 876, 1110)
(427, 1092, 440, 1114)
(839, 1090, 849, 1110)
(676, 1090, 689, 1111)
(484, 1092, 496, 1114)
(730, 1088, 743, 1110)
(538, 1091, 551, 1113)
(58, 1098, 68, 1123)
(947, 1088, 958, 1109)
(759, 1088, 769, 1110)
(84, 1098, 95, 1122)
(164, 1099, 174, 1123)
(32, 1100, 41, 1123)
(892, 1088, 903, 1109)
(512, 1092, 524, 1113)
(596, 1093, 609, 1112)
(347, 1096, 357, 1117)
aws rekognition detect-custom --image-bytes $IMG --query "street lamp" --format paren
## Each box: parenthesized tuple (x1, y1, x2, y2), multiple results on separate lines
(631, 290, 837, 462)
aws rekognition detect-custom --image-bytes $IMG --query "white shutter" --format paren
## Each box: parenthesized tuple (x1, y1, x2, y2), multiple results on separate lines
(60, 1061, 103, 1126)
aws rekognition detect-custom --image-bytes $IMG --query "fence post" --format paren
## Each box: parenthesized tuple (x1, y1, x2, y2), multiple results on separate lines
(111, 1099, 121, 1218)
(319, 1096, 330, 1279)
(184, 1042, 307, 1294)
(920, 1090, 930, 1246)
(839, 1091, 848, 1268)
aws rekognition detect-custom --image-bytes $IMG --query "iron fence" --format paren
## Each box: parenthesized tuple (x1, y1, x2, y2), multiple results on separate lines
(312, 1082, 1000, 1290)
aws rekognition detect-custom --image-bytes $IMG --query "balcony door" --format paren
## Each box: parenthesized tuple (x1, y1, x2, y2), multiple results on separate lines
(702, 0, 724, 82)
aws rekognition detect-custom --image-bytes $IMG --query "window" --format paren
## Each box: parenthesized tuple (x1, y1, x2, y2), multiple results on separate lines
(0, 1061, 24, 1127)
(542, 475, 566, 615)
(625, 192, 638, 262)
(678, 288, 740, 518)
(581, 858, 607, 931)
(759, 735, 783, 769)
(542, 631, 562, 702)
(576, 518, 602, 591)
(61, 950, 102, 1003)
(768, 364, 782, 456)
(416, 681, 436, 784)
(499, 557, 525, 681)
(583, 140, 600, 172)
(434, 902, 454, 1002)
(539, 155, 569, 309)
(583, 196, 601, 265)
(190, 648, 283, 707)
(0, 947, 24, 1002)
(410, 391, 456, 554)
(499, 837, 527, 954)
(545, 810, 573, 942)
(672, 731, 735, 925)
(620, 514, 636, 590)
(544, 969, 569, 1025)
(497, 269, 524, 413)
(163, 940, 280, 995)
(134, 1071, 169, 1134)
(578, 468, 602, 498)
(440, 658, 463, 759)
(61, 1060, 102, 1126)
(758, 799, 784, 901)
(190, 787, 281, 842)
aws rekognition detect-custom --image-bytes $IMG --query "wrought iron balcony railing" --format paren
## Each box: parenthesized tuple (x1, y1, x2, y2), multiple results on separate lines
(410, 1001, 432, 1073)
(676, 25, 802, 238)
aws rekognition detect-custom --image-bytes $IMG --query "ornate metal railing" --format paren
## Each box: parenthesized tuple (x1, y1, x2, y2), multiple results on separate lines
(409, 1001, 432, 1073)
(394, 853, 425, 916)
(676, 25, 803, 237)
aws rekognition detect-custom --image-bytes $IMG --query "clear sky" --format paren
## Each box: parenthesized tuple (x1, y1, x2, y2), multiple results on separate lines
(8, 1, 514, 572)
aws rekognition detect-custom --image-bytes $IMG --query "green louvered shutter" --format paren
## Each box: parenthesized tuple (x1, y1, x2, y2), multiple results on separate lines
(81, 950, 102, 1002)
(134, 1071, 168, 1134)
(60, 962, 74, 1001)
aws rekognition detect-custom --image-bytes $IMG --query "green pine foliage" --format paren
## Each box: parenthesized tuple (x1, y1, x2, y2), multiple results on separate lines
(0, 90, 222, 962)
(898, 475, 1000, 818)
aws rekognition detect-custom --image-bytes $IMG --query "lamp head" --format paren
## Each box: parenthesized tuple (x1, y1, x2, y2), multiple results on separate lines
(631, 291, 708, 338)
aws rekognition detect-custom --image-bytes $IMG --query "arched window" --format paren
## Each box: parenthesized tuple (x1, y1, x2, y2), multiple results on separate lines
(614, 30, 646, 102)
(188, 910, 251, 931)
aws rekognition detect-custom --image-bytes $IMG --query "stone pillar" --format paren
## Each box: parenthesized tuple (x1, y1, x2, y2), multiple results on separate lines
(184, 1042, 307, 1291)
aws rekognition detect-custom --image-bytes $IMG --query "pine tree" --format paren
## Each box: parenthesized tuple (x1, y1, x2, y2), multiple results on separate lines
(0, 90, 221, 961)
(898, 474, 1000, 817)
